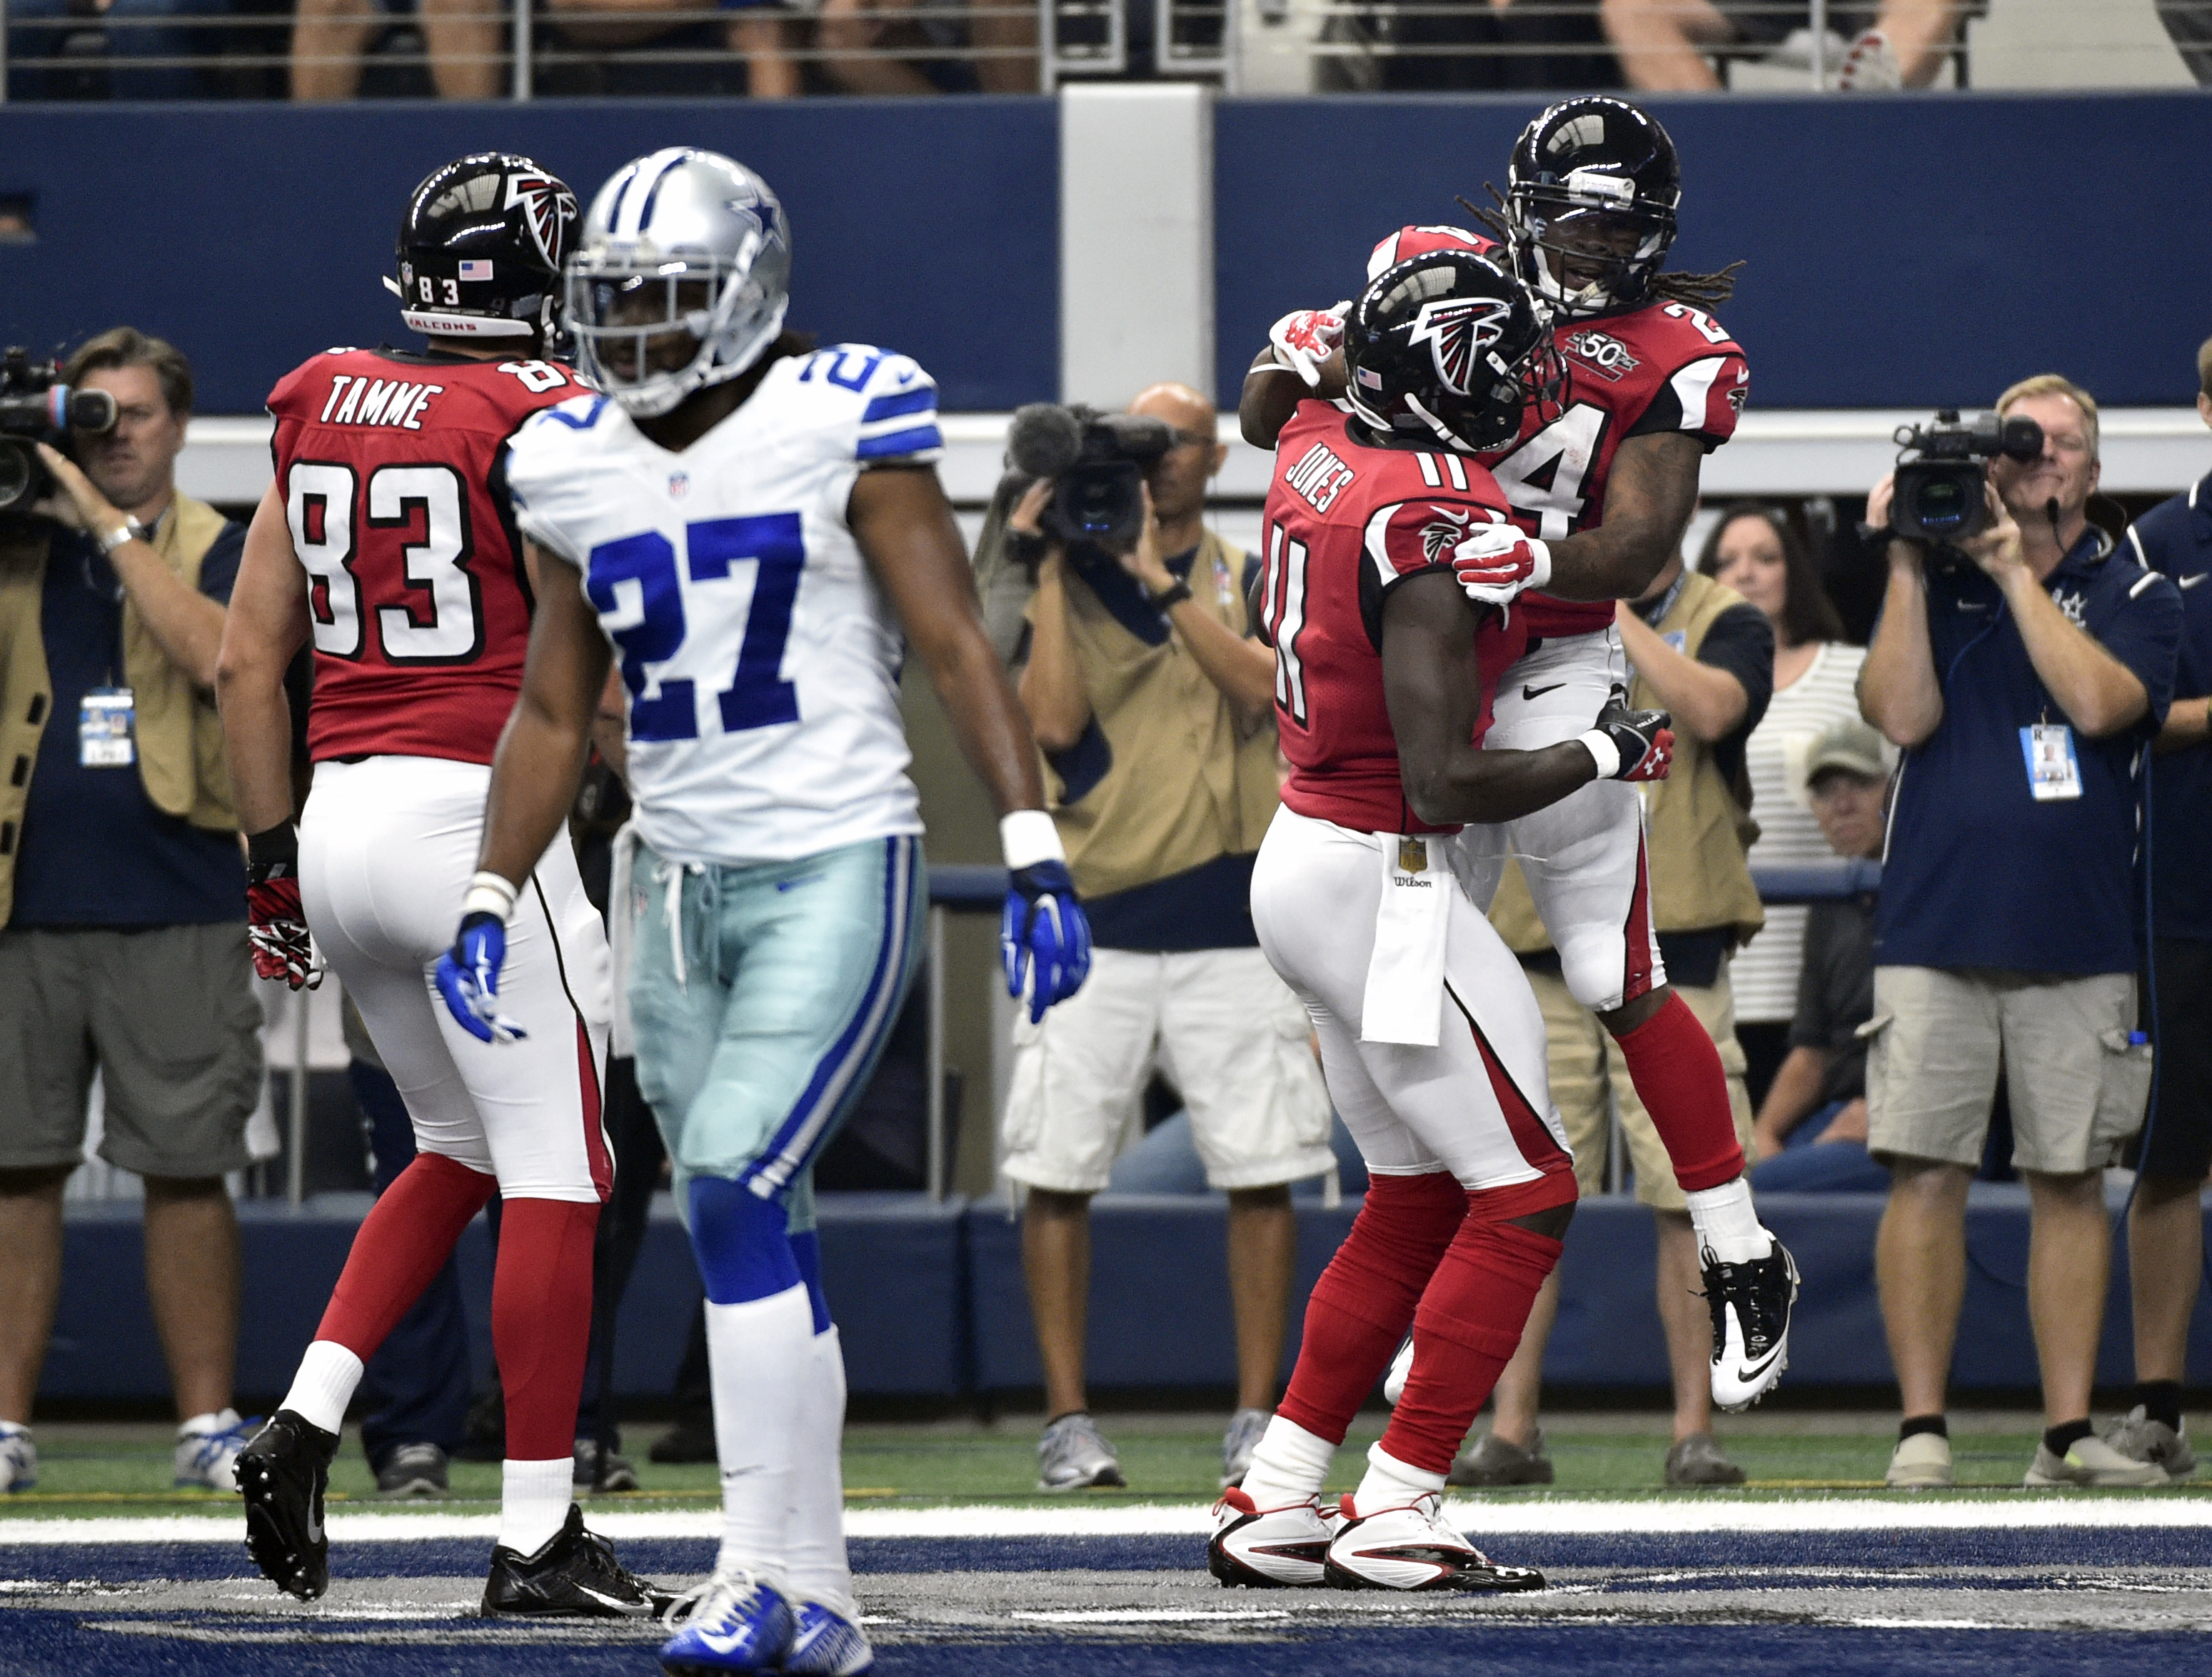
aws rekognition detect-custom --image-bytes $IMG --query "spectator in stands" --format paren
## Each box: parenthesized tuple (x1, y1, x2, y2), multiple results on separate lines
(290, 0, 502, 97)
(1747, 716, 1889, 1193)
(536, 0, 798, 96)
(1698, 503, 1864, 1109)
(999, 381, 1333, 1493)
(820, 0, 1032, 91)
(1467, 543, 1772, 1489)
(2101, 335, 2212, 1483)
(1859, 373, 2181, 1490)
(6, 0, 231, 100)
(0, 328, 261, 1496)
(1600, 0, 1970, 89)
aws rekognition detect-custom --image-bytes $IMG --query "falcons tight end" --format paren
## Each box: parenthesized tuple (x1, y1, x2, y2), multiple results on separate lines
(1210, 248, 1677, 1593)
(214, 154, 671, 1618)
(1241, 96, 1798, 1416)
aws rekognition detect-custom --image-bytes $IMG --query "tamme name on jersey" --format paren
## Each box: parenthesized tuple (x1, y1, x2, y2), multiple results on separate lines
(312, 358, 571, 433)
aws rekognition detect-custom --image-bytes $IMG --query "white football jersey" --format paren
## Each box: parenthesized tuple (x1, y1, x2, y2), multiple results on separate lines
(506, 344, 943, 865)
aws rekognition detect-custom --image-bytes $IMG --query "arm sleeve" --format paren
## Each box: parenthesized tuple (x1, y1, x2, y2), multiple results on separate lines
(2091, 570, 2184, 727)
(504, 408, 595, 569)
(1624, 348, 1749, 449)
(1696, 601, 1776, 741)
(847, 351, 943, 468)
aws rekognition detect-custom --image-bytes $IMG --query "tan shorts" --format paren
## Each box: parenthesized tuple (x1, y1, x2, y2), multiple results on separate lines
(1527, 959, 1756, 1212)
(1864, 965, 2150, 1175)
(0, 922, 263, 1179)
(1001, 945, 1337, 1194)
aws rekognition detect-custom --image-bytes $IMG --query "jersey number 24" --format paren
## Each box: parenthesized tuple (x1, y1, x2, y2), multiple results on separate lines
(587, 515, 805, 743)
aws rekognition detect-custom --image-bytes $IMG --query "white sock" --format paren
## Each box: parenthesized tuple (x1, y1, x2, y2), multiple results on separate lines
(1684, 1178, 1771, 1264)
(280, 1341, 364, 1436)
(784, 1326, 855, 1618)
(707, 1283, 815, 1588)
(498, 1457, 574, 1557)
(178, 1408, 239, 1436)
(1236, 1414, 1337, 1511)
(1352, 1441, 1446, 1513)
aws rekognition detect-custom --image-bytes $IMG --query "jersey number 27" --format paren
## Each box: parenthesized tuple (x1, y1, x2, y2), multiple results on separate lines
(587, 515, 805, 743)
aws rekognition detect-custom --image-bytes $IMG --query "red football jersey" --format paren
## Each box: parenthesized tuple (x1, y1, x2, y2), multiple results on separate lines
(1364, 226, 1751, 638)
(266, 348, 587, 764)
(1259, 401, 1528, 837)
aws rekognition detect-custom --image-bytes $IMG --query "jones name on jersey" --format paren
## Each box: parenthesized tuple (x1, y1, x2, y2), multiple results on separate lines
(505, 343, 943, 867)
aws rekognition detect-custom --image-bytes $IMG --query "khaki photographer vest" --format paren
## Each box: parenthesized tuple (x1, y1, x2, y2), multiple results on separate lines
(1490, 568, 1766, 957)
(1028, 530, 1282, 902)
(0, 495, 239, 925)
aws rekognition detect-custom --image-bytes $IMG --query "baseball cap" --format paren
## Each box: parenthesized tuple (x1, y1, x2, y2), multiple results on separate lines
(1804, 715, 1889, 785)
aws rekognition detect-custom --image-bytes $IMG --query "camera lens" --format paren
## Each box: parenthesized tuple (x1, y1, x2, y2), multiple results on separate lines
(1914, 475, 1966, 533)
(0, 440, 32, 511)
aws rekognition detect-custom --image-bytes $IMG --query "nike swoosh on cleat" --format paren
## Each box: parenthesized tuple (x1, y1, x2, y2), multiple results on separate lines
(1521, 683, 1566, 700)
(573, 1583, 650, 1616)
(1726, 1344, 1786, 1383)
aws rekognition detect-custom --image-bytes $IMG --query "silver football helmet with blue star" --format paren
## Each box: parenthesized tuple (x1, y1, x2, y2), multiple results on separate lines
(565, 148, 791, 418)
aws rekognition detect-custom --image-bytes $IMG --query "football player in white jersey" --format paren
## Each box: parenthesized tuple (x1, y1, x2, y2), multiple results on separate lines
(434, 149, 1090, 1677)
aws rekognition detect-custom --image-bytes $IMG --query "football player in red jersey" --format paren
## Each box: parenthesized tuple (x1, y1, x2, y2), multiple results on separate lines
(213, 154, 665, 1616)
(1212, 249, 1674, 1593)
(1240, 97, 1797, 1418)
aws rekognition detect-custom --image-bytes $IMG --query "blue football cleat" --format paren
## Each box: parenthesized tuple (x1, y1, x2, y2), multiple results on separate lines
(658, 1571, 795, 1675)
(785, 1600, 874, 1675)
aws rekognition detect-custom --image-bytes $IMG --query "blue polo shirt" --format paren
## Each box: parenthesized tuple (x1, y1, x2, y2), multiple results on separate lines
(2126, 474, 2212, 942)
(1874, 528, 2182, 975)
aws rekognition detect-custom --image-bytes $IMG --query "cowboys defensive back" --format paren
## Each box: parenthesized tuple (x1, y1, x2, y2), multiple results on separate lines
(435, 149, 1089, 1677)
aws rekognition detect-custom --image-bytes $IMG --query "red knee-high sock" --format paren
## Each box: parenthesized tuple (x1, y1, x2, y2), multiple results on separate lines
(1382, 1215, 1564, 1476)
(316, 1152, 497, 1360)
(1614, 992, 1744, 1193)
(493, 1197, 601, 1461)
(1275, 1171, 1467, 1446)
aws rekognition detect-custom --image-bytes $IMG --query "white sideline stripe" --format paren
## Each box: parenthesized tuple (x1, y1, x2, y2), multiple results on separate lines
(4, 1499, 2211, 1546)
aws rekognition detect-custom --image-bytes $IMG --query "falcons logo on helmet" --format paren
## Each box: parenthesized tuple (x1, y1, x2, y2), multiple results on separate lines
(1407, 297, 1511, 396)
(504, 173, 578, 266)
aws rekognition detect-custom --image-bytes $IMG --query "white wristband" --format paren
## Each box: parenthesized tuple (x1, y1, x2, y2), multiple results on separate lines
(1576, 729, 1620, 781)
(463, 870, 520, 924)
(1000, 810, 1065, 871)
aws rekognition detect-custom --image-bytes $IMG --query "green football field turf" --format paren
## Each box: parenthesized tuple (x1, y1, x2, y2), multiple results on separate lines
(4, 1411, 2205, 1520)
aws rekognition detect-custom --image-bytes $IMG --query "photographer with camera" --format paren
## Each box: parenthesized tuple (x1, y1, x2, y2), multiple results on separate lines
(994, 382, 1333, 1493)
(0, 328, 261, 1497)
(1858, 374, 2183, 1490)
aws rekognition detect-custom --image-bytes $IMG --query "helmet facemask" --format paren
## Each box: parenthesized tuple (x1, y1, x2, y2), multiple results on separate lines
(1508, 195, 1674, 318)
(567, 242, 789, 419)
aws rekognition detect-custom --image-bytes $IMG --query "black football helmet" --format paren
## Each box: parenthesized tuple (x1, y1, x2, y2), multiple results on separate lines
(1344, 250, 1554, 455)
(1505, 97, 1680, 319)
(385, 153, 580, 346)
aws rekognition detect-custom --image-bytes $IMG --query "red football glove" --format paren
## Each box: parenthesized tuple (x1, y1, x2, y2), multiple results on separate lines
(1450, 523, 1553, 605)
(245, 824, 322, 991)
(1586, 695, 1674, 782)
(1267, 305, 1347, 388)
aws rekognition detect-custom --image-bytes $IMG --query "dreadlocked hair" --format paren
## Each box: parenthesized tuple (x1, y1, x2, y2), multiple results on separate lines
(1456, 188, 1745, 309)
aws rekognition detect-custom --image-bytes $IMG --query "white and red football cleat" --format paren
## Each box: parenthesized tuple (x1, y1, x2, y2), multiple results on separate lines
(1207, 1488, 1342, 1588)
(1322, 1492, 1546, 1593)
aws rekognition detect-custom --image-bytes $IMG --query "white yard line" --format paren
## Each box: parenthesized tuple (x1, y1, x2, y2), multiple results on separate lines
(4, 1497, 2211, 1546)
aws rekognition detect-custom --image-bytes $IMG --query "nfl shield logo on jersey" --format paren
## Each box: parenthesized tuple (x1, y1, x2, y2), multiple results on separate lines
(668, 472, 690, 499)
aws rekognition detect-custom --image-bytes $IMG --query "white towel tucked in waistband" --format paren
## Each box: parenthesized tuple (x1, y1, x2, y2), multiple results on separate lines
(1360, 833, 1450, 1047)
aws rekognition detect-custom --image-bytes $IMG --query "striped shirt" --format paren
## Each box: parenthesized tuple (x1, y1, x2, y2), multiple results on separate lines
(1733, 641, 1870, 1024)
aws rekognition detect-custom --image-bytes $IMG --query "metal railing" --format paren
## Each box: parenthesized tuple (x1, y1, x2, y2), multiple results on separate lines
(0, 0, 2196, 101)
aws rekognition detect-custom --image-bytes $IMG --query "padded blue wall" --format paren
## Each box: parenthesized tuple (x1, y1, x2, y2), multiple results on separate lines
(0, 99, 1058, 415)
(1215, 91, 2211, 411)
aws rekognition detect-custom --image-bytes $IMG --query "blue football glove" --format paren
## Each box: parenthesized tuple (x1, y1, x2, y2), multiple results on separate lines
(1001, 861, 1092, 1024)
(434, 912, 529, 1044)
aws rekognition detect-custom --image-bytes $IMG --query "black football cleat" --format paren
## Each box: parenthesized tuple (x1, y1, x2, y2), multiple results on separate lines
(481, 1504, 673, 1618)
(236, 1409, 340, 1601)
(1704, 1239, 1799, 1412)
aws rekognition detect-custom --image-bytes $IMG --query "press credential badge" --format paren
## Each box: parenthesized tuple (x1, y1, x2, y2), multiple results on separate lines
(80, 687, 136, 767)
(2019, 722, 2081, 802)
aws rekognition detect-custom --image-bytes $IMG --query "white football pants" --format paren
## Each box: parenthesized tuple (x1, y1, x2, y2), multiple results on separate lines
(300, 755, 613, 1202)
